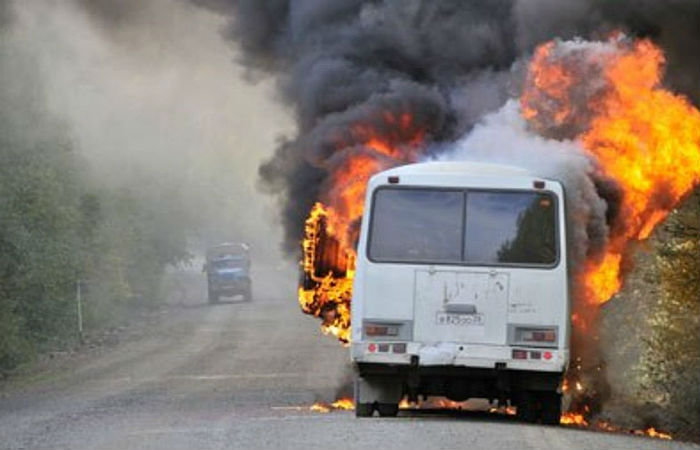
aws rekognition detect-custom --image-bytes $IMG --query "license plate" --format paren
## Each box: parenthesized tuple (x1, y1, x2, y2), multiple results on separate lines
(436, 312, 485, 327)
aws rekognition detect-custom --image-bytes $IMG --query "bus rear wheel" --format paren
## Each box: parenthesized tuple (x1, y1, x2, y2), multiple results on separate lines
(539, 392, 562, 425)
(515, 391, 538, 423)
(243, 286, 253, 302)
(376, 403, 399, 417)
(355, 403, 374, 417)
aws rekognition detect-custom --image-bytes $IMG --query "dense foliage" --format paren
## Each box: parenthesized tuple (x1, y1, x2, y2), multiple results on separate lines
(640, 190, 700, 439)
(0, 47, 191, 373)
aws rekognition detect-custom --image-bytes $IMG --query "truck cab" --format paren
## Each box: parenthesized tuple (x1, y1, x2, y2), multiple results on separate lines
(351, 162, 569, 423)
(204, 243, 252, 303)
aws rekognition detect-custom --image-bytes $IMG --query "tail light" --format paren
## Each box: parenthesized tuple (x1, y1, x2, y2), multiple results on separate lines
(522, 329, 556, 343)
(511, 349, 552, 360)
(365, 324, 399, 337)
(392, 343, 406, 354)
(512, 349, 528, 359)
(362, 320, 412, 341)
(510, 326, 558, 348)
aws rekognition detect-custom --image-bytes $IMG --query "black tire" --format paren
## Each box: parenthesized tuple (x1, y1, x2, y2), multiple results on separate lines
(243, 286, 253, 302)
(207, 289, 219, 304)
(539, 392, 562, 425)
(355, 403, 374, 418)
(515, 391, 538, 423)
(376, 403, 399, 417)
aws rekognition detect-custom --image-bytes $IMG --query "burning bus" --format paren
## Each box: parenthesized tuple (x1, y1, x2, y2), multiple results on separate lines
(350, 161, 569, 423)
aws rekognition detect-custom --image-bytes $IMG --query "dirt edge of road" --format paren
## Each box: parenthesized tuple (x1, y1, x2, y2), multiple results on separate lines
(0, 304, 175, 395)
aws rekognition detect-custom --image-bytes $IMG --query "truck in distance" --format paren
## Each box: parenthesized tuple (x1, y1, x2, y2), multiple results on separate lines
(351, 161, 569, 424)
(203, 243, 252, 304)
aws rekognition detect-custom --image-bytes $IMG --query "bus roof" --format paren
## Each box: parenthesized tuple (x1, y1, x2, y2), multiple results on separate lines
(367, 161, 560, 193)
(378, 161, 532, 178)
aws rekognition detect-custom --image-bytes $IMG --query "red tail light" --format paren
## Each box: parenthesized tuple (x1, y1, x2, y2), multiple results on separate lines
(392, 343, 406, 354)
(365, 324, 399, 336)
(512, 349, 528, 360)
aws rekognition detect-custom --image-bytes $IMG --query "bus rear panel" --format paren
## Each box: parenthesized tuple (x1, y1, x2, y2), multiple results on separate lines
(351, 162, 569, 423)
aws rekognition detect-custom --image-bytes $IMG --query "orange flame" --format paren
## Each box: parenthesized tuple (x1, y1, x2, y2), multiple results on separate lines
(582, 253, 622, 306)
(309, 397, 672, 439)
(309, 397, 356, 413)
(398, 398, 416, 410)
(488, 405, 517, 416)
(521, 42, 575, 125)
(522, 36, 699, 430)
(559, 414, 672, 440)
(309, 402, 331, 413)
(560, 412, 589, 426)
(331, 397, 355, 410)
(298, 203, 354, 344)
(641, 427, 672, 440)
(298, 112, 425, 343)
(522, 37, 700, 307)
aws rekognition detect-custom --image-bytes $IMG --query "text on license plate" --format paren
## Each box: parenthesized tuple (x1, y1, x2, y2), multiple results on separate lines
(436, 312, 485, 326)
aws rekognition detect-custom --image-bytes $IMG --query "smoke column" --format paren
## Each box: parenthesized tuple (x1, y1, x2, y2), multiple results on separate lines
(196, 0, 698, 254)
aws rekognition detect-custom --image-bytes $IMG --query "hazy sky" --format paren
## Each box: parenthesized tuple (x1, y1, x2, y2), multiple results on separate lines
(7, 0, 295, 262)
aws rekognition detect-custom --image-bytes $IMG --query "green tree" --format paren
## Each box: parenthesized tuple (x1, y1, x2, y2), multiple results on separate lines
(0, 43, 192, 373)
(640, 189, 700, 440)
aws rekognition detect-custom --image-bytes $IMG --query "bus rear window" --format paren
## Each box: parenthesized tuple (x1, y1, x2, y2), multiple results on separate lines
(368, 189, 463, 262)
(368, 188, 557, 266)
(464, 191, 556, 265)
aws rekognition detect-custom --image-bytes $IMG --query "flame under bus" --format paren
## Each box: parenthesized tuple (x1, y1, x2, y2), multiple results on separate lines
(351, 161, 569, 423)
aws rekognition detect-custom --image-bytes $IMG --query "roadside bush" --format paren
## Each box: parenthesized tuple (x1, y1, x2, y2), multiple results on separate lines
(0, 44, 191, 373)
(640, 190, 700, 440)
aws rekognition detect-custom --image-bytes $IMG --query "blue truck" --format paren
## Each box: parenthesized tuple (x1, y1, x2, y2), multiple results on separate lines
(204, 243, 252, 303)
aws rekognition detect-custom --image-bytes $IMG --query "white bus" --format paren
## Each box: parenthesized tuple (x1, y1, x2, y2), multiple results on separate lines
(351, 161, 569, 424)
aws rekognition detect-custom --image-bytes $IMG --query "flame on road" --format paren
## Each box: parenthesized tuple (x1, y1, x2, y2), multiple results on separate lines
(560, 413, 672, 440)
(308, 397, 673, 439)
(309, 397, 355, 413)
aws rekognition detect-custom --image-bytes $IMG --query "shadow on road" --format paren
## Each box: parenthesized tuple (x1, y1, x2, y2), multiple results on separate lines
(397, 408, 518, 423)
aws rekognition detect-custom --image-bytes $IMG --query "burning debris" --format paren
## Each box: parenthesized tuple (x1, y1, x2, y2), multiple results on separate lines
(309, 396, 674, 439)
(559, 413, 673, 440)
(309, 397, 355, 413)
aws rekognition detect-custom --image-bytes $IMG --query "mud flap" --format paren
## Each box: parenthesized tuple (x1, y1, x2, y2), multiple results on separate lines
(354, 374, 403, 404)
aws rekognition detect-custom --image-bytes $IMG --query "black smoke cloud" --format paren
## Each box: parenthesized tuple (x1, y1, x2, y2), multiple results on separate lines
(197, 0, 698, 253)
(209, 0, 521, 251)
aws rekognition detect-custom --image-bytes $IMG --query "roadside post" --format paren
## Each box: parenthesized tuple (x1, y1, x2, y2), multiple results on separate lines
(76, 279, 84, 341)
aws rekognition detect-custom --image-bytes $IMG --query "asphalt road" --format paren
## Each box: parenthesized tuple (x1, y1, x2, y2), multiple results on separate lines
(0, 267, 697, 450)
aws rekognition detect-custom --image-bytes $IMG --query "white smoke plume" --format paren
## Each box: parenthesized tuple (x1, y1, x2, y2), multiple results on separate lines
(438, 100, 610, 269)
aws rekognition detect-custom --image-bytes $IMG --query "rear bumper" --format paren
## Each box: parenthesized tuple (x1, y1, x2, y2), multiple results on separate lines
(351, 341, 568, 373)
(209, 278, 251, 294)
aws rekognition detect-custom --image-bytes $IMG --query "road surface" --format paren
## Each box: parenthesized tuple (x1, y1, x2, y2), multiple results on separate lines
(0, 267, 697, 450)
